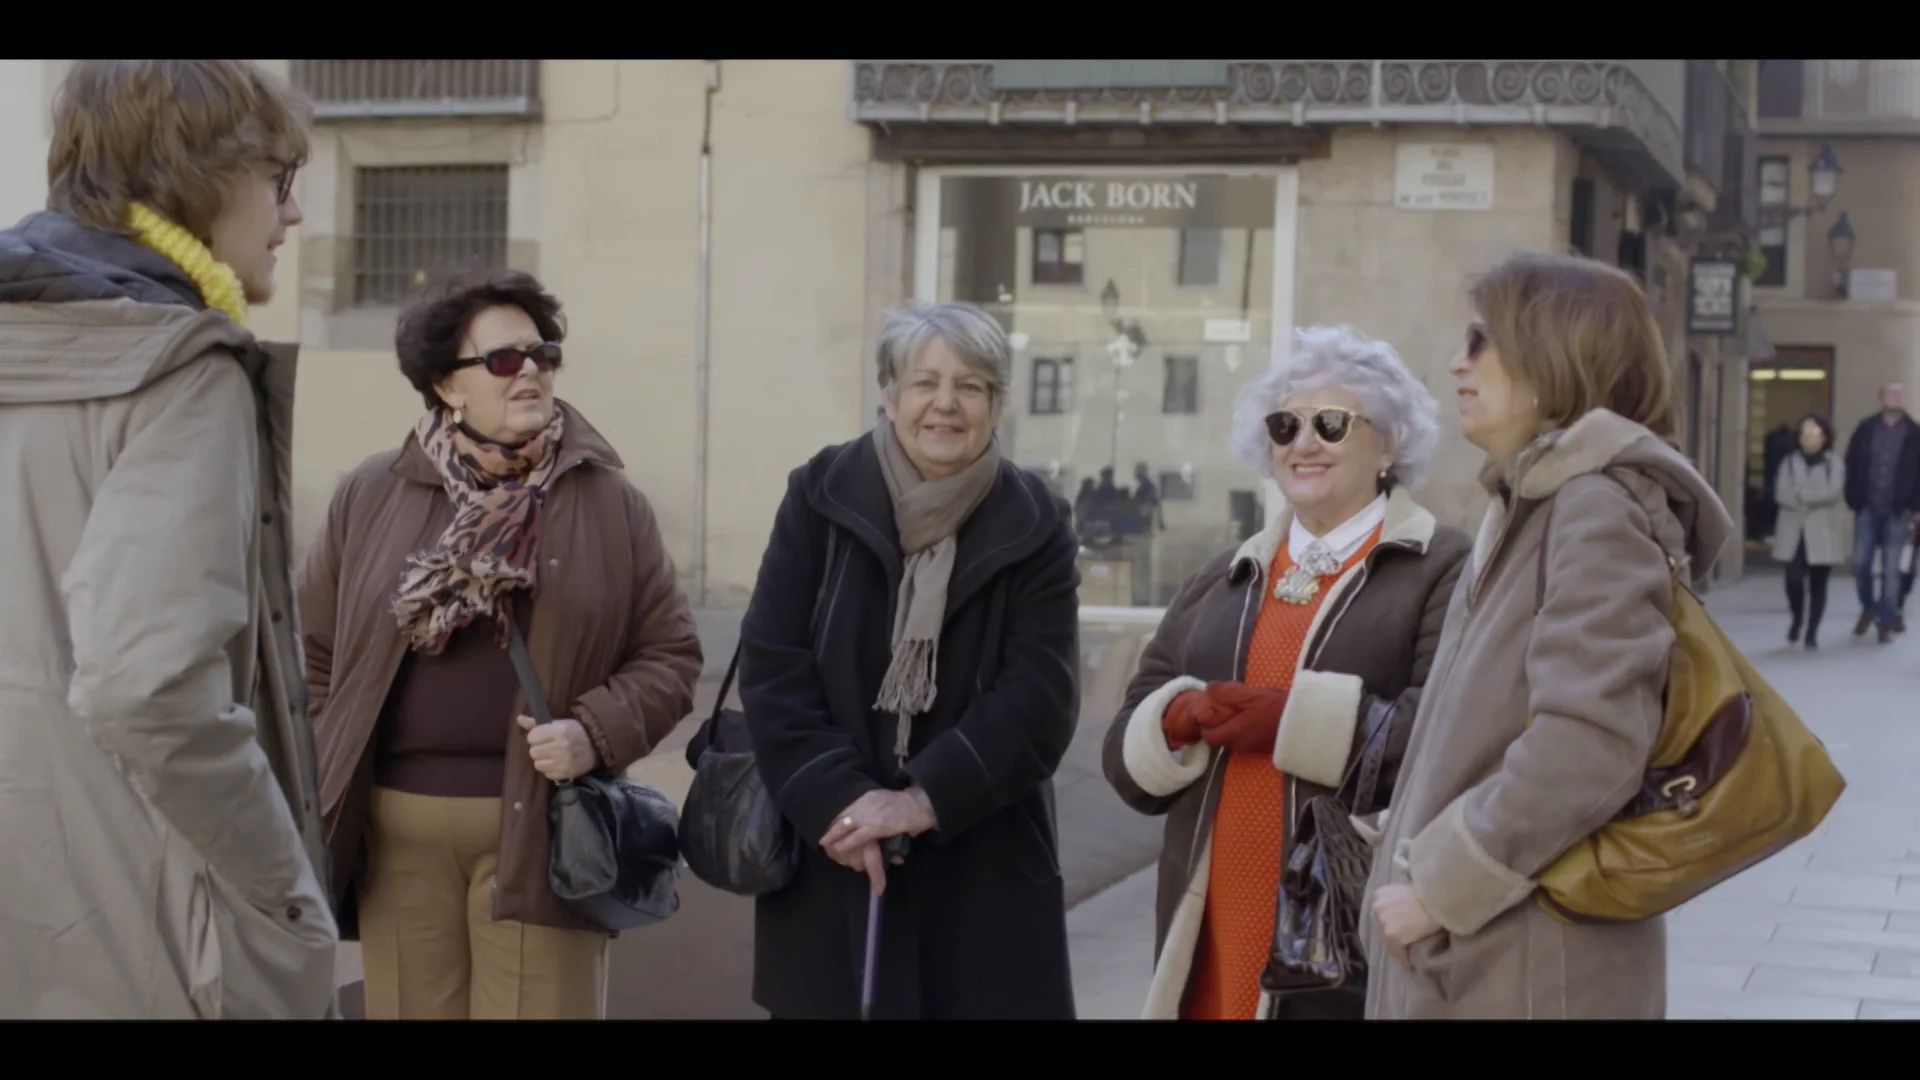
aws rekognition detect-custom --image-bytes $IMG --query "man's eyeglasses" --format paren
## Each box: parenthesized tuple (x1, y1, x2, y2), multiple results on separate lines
(449, 342, 563, 379)
(267, 158, 298, 205)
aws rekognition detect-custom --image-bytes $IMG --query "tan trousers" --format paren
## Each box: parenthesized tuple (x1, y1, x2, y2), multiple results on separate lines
(359, 786, 610, 1019)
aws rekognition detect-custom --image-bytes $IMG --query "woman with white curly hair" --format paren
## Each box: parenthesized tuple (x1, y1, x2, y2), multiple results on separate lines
(1102, 324, 1471, 1020)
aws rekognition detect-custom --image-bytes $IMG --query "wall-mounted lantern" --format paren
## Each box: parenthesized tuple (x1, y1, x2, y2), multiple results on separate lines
(1807, 143, 1842, 209)
(1828, 211, 1856, 298)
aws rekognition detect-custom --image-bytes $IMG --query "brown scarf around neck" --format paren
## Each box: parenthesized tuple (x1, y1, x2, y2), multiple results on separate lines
(870, 421, 1002, 762)
(392, 405, 567, 653)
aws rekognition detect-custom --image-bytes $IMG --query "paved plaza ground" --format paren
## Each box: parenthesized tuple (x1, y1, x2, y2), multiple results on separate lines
(332, 566, 1920, 1020)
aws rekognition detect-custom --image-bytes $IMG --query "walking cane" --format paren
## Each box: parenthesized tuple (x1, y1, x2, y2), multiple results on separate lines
(860, 835, 909, 1020)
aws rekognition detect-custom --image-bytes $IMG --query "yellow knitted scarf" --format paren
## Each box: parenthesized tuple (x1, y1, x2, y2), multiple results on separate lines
(124, 201, 249, 326)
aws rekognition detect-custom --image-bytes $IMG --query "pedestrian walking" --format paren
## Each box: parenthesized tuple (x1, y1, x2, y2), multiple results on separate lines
(1773, 413, 1846, 649)
(296, 269, 703, 1019)
(734, 301, 1080, 1019)
(1103, 324, 1470, 1020)
(1841, 383, 1920, 642)
(0, 59, 337, 1019)
(1361, 252, 1733, 1020)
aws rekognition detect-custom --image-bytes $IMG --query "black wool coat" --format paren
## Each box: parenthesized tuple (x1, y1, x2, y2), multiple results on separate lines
(737, 433, 1081, 1019)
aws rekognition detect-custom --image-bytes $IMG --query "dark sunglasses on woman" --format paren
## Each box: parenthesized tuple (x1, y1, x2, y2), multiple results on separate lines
(1465, 322, 1489, 359)
(449, 342, 564, 379)
(1265, 405, 1369, 446)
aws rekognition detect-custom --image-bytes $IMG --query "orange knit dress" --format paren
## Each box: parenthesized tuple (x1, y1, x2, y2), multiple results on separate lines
(1181, 525, 1382, 1020)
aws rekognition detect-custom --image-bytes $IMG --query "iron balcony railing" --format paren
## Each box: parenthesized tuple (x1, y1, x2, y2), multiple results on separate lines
(292, 60, 540, 120)
(851, 59, 1685, 188)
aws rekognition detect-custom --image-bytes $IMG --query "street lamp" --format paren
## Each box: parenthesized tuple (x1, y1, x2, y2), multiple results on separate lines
(1828, 211, 1856, 297)
(1098, 278, 1148, 350)
(1807, 143, 1842, 208)
(1779, 143, 1842, 219)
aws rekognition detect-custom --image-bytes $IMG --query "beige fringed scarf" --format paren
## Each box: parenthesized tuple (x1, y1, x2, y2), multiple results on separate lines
(870, 421, 1002, 762)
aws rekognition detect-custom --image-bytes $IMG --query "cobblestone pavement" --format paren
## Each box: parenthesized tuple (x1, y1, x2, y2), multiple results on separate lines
(1066, 567, 1920, 1020)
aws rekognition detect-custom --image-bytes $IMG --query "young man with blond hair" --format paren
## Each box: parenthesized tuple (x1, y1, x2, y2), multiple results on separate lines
(0, 60, 338, 1019)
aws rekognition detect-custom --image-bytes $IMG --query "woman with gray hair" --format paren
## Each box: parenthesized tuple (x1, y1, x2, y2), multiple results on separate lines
(1102, 324, 1471, 1020)
(734, 299, 1081, 1018)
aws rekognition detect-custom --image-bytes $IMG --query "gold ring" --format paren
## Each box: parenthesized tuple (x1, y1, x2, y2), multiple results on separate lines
(842, 816, 855, 828)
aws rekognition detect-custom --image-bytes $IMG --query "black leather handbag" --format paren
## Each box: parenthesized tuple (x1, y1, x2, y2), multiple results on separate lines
(678, 526, 841, 896)
(1260, 702, 1392, 1008)
(506, 621, 681, 933)
(678, 643, 801, 895)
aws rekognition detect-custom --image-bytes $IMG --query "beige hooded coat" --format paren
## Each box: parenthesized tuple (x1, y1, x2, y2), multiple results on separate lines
(1360, 408, 1734, 1020)
(0, 212, 337, 1019)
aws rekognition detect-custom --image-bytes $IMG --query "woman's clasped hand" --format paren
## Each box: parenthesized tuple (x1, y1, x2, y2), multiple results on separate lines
(1160, 681, 1290, 755)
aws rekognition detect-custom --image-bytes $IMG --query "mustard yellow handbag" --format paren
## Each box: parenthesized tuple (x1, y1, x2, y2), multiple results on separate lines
(1529, 479, 1847, 923)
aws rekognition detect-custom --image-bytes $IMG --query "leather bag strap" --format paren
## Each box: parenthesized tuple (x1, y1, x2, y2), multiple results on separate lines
(711, 521, 840, 724)
(506, 619, 555, 726)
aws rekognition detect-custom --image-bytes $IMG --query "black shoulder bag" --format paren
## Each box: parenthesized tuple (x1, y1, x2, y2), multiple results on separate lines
(506, 620, 682, 933)
(678, 525, 840, 896)
(1260, 699, 1393, 1007)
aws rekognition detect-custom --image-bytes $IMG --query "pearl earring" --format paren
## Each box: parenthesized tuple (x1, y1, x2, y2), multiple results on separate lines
(453, 406, 464, 425)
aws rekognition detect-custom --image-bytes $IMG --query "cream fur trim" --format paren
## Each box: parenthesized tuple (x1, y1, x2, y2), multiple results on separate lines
(1405, 792, 1537, 936)
(1141, 838, 1211, 1019)
(1230, 484, 1439, 579)
(1271, 668, 1365, 789)
(1121, 676, 1210, 798)
(1351, 809, 1388, 848)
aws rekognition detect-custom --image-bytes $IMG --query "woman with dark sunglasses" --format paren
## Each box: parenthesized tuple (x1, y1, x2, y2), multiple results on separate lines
(1361, 252, 1733, 1020)
(295, 269, 703, 1019)
(1102, 324, 1470, 1020)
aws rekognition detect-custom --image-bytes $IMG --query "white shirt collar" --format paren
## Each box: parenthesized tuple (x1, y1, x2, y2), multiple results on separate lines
(1287, 492, 1388, 566)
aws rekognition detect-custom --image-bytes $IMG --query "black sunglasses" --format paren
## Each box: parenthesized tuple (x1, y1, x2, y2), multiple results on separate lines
(1466, 322, 1489, 358)
(1265, 405, 1369, 446)
(449, 342, 563, 379)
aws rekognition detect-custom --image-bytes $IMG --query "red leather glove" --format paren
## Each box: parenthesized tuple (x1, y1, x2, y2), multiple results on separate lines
(1161, 689, 1227, 750)
(1197, 681, 1290, 755)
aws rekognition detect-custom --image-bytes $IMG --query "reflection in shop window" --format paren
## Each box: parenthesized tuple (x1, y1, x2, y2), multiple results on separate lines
(1162, 356, 1200, 414)
(1177, 228, 1222, 287)
(1030, 357, 1075, 415)
(1032, 228, 1085, 285)
(932, 171, 1278, 607)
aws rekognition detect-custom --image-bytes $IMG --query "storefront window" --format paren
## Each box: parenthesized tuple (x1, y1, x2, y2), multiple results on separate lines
(930, 172, 1279, 608)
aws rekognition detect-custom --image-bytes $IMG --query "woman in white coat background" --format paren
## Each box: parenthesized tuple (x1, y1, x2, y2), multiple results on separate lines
(1774, 412, 1848, 649)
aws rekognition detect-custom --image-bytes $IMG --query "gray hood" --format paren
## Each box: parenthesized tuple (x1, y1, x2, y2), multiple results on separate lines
(0, 210, 255, 405)
(1508, 407, 1736, 576)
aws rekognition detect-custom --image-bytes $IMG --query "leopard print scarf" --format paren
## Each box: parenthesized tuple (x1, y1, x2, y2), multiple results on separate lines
(392, 406, 567, 653)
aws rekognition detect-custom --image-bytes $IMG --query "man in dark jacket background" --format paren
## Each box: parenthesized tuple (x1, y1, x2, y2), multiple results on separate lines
(1843, 382, 1920, 641)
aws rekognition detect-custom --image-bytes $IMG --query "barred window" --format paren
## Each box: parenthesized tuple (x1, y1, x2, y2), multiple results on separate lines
(352, 165, 510, 307)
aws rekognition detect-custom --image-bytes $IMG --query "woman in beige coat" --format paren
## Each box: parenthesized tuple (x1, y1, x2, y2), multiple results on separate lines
(1772, 412, 1847, 649)
(1360, 252, 1734, 1020)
